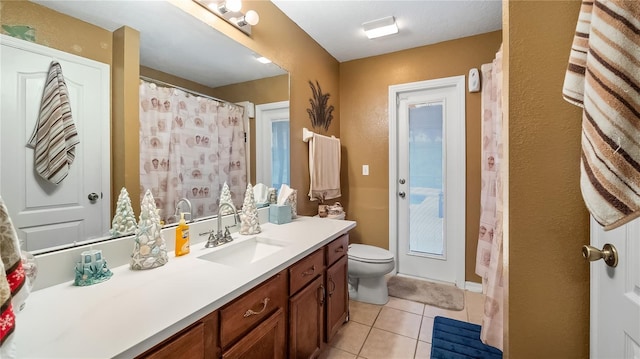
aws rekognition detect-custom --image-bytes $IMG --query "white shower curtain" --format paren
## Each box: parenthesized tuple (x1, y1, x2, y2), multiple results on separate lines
(139, 80, 247, 223)
(475, 45, 504, 350)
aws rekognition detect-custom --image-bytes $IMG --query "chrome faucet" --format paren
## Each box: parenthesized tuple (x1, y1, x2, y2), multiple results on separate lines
(205, 202, 241, 248)
(174, 198, 192, 222)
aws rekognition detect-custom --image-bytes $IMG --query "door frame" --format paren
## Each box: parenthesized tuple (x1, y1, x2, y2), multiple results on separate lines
(388, 76, 466, 288)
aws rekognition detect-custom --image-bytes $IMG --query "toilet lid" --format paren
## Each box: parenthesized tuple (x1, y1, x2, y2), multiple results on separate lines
(348, 244, 394, 263)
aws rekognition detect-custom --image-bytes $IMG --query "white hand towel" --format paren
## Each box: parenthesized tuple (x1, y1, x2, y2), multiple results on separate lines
(27, 61, 79, 185)
(308, 133, 341, 201)
(0, 197, 30, 359)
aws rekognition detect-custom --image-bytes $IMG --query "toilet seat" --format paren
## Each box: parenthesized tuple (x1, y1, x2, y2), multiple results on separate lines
(348, 244, 394, 264)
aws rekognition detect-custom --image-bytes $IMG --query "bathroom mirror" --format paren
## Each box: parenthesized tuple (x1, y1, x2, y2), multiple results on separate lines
(18, 1, 289, 252)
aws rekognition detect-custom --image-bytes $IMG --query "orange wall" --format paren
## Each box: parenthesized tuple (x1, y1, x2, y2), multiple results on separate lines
(505, 1, 589, 357)
(340, 31, 502, 282)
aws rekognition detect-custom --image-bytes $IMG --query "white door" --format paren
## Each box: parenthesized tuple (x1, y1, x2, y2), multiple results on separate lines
(0, 35, 110, 253)
(589, 217, 640, 358)
(255, 101, 290, 188)
(389, 76, 466, 287)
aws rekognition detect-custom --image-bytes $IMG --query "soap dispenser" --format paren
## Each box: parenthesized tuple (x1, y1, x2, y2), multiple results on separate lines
(175, 212, 190, 256)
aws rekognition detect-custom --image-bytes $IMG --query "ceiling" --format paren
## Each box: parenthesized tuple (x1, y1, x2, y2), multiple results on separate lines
(271, 0, 503, 62)
(32, 0, 502, 87)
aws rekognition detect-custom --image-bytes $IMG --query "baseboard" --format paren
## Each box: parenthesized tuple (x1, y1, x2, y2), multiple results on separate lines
(465, 281, 483, 293)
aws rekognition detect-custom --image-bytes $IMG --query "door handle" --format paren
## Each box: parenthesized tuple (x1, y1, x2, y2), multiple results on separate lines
(582, 243, 618, 268)
(88, 193, 99, 202)
(398, 191, 406, 198)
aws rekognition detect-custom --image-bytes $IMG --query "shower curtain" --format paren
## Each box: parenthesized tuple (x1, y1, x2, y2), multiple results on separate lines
(475, 46, 504, 350)
(139, 80, 247, 223)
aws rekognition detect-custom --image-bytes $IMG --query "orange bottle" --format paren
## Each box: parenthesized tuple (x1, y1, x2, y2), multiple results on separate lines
(175, 212, 190, 256)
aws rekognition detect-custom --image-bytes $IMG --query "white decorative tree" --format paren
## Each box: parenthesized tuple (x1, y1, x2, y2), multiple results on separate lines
(110, 187, 137, 237)
(240, 183, 261, 235)
(220, 182, 233, 215)
(130, 189, 168, 270)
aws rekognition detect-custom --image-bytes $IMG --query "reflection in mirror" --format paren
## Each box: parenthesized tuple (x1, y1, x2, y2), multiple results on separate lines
(15, 1, 289, 252)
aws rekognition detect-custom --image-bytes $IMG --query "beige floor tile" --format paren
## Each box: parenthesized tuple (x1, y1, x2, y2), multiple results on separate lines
(329, 320, 371, 355)
(320, 347, 358, 359)
(359, 328, 417, 359)
(415, 341, 432, 359)
(349, 300, 383, 326)
(418, 316, 434, 343)
(423, 304, 468, 322)
(465, 291, 485, 325)
(385, 297, 425, 315)
(373, 306, 422, 339)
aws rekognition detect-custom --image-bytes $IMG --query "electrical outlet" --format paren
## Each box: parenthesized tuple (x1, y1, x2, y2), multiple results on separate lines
(362, 165, 369, 176)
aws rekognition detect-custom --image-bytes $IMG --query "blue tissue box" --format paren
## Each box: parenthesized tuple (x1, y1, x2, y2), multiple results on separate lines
(269, 204, 292, 224)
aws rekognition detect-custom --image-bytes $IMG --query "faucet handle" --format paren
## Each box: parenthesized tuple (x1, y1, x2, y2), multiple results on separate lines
(223, 226, 233, 243)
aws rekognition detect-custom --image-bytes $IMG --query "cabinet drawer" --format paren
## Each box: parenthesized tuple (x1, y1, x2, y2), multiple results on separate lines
(289, 249, 324, 295)
(325, 234, 348, 266)
(220, 270, 287, 348)
(140, 322, 204, 359)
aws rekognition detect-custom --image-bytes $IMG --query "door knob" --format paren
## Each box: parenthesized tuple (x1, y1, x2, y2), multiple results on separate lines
(398, 191, 406, 198)
(582, 243, 618, 268)
(88, 193, 99, 201)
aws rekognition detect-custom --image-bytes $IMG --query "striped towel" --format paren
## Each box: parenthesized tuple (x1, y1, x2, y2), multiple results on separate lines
(563, 1, 640, 230)
(27, 61, 79, 185)
(0, 197, 29, 359)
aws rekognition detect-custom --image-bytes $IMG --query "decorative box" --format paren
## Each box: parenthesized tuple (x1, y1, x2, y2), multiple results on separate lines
(269, 204, 292, 224)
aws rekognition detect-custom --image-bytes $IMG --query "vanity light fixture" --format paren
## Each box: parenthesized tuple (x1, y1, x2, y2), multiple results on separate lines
(362, 16, 398, 39)
(193, 0, 259, 36)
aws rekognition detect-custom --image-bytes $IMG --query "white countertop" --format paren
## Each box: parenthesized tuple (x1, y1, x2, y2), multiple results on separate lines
(16, 216, 355, 359)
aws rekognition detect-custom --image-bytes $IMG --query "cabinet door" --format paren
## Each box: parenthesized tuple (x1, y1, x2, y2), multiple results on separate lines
(222, 308, 286, 359)
(326, 255, 348, 342)
(289, 275, 325, 359)
(141, 323, 205, 359)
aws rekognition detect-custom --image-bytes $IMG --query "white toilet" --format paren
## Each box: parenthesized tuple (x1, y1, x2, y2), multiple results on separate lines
(347, 244, 395, 305)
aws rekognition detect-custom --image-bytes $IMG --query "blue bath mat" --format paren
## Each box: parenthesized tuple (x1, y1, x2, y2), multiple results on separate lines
(431, 316, 502, 359)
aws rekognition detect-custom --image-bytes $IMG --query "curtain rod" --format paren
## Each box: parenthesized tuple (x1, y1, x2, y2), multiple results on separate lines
(139, 75, 234, 106)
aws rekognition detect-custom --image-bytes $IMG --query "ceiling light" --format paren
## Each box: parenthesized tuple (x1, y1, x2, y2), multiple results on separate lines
(255, 56, 271, 64)
(363, 16, 398, 39)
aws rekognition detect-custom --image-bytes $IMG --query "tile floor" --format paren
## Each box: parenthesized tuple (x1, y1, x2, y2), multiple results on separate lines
(320, 290, 485, 359)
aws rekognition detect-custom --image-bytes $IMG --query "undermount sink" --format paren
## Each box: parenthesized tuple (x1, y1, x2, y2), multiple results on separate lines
(198, 236, 286, 267)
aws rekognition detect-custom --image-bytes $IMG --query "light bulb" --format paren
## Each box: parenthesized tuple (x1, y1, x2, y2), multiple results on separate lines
(225, 0, 242, 12)
(244, 10, 259, 26)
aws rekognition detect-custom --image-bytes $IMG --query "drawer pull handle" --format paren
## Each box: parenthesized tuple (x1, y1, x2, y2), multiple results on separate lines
(335, 246, 344, 253)
(328, 276, 336, 296)
(302, 265, 316, 276)
(319, 284, 325, 306)
(243, 297, 270, 318)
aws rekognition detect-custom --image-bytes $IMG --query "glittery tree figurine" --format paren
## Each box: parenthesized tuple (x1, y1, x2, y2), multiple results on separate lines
(110, 187, 137, 237)
(220, 182, 234, 215)
(130, 190, 168, 270)
(240, 183, 261, 235)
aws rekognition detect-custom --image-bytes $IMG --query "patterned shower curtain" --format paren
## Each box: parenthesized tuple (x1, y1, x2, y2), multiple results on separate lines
(139, 80, 247, 223)
(475, 46, 504, 350)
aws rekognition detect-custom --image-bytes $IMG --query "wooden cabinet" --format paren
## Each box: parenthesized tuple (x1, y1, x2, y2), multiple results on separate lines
(139, 233, 350, 359)
(138, 310, 218, 359)
(220, 270, 287, 349)
(222, 308, 286, 359)
(325, 255, 348, 342)
(289, 275, 325, 358)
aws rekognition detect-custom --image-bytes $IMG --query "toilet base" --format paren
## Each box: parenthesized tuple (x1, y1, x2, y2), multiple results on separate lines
(348, 275, 389, 305)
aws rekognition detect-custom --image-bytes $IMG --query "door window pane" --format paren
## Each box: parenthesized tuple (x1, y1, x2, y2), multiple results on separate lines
(271, 120, 290, 189)
(409, 102, 444, 255)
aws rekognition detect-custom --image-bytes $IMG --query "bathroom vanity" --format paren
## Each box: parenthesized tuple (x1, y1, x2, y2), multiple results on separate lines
(15, 216, 355, 358)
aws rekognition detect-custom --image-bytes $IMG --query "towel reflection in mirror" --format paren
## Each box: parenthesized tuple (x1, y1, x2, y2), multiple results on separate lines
(139, 79, 247, 224)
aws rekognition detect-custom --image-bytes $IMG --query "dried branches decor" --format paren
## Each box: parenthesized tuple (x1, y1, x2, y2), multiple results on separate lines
(307, 80, 334, 131)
